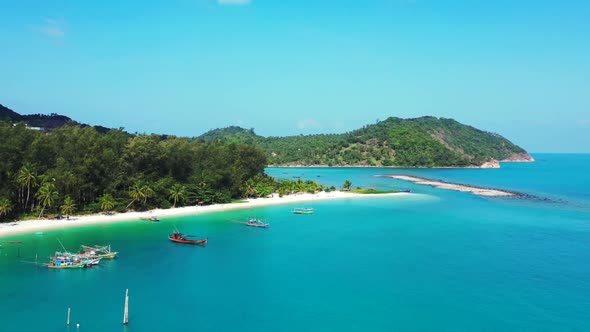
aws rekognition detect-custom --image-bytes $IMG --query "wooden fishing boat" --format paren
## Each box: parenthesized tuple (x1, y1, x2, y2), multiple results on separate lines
(246, 218, 269, 228)
(47, 261, 86, 269)
(141, 216, 160, 222)
(48, 252, 91, 269)
(86, 258, 101, 267)
(169, 231, 208, 245)
(80, 245, 118, 260)
(292, 208, 314, 214)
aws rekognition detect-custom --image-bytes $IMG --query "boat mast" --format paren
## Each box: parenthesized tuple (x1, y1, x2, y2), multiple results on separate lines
(123, 289, 129, 325)
(57, 238, 68, 253)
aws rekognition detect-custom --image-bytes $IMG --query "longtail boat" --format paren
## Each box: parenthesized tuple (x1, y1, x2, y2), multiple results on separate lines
(80, 245, 118, 260)
(140, 216, 160, 222)
(48, 251, 93, 269)
(292, 208, 314, 215)
(47, 261, 87, 269)
(246, 218, 269, 228)
(169, 231, 208, 245)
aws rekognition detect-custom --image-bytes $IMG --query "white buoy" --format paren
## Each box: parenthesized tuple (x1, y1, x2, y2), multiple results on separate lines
(123, 288, 129, 325)
(76, 323, 80, 328)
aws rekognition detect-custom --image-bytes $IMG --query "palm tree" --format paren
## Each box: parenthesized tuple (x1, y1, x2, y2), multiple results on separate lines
(168, 184, 186, 208)
(127, 181, 154, 209)
(0, 198, 12, 219)
(342, 180, 352, 191)
(241, 179, 256, 198)
(142, 184, 155, 206)
(16, 165, 37, 211)
(127, 182, 143, 209)
(36, 182, 59, 217)
(277, 186, 289, 197)
(98, 193, 115, 213)
(60, 196, 76, 219)
(295, 179, 306, 193)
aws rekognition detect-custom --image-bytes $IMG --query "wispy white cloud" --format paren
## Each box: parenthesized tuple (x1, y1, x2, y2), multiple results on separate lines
(218, 0, 251, 5)
(297, 118, 322, 130)
(33, 18, 66, 41)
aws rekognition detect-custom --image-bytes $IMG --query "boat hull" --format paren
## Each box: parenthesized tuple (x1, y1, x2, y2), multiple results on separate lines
(48, 263, 86, 269)
(168, 236, 208, 245)
(246, 223, 269, 228)
(293, 208, 314, 214)
(96, 253, 118, 260)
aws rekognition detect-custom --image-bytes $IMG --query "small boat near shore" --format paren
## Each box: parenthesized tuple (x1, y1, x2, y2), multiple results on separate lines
(47, 261, 87, 269)
(141, 216, 160, 222)
(246, 218, 269, 228)
(47, 240, 110, 269)
(48, 251, 98, 269)
(169, 231, 208, 245)
(80, 245, 118, 260)
(292, 207, 314, 214)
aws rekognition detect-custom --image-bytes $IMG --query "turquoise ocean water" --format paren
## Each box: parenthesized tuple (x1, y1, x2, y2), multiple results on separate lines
(0, 154, 588, 331)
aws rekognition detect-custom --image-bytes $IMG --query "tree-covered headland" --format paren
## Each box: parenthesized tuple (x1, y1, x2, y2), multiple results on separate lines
(0, 122, 323, 222)
(200, 117, 532, 167)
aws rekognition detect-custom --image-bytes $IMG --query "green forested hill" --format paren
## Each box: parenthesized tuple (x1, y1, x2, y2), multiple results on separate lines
(199, 117, 531, 167)
(0, 104, 23, 122)
(0, 103, 110, 133)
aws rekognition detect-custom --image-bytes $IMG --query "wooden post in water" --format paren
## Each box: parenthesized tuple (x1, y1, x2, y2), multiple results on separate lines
(123, 289, 129, 325)
(67, 307, 71, 325)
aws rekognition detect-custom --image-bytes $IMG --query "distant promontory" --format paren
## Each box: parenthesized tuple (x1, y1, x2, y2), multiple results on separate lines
(1, 103, 533, 168)
(198, 117, 533, 168)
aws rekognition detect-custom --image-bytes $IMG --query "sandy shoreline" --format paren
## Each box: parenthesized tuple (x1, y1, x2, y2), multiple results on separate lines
(387, 175, 517, 197)
(0, 191, 411, 239)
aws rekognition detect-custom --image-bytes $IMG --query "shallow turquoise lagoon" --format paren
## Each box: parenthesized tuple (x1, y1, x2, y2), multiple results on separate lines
(1, 154, 588, 331)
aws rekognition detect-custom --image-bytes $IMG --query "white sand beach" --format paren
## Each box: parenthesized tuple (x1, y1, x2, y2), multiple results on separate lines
(388, 175, 516, 197)
(0, 191, 411, 238)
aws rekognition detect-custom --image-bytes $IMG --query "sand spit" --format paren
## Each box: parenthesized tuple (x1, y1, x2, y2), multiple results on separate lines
(387, 175, 518, 197)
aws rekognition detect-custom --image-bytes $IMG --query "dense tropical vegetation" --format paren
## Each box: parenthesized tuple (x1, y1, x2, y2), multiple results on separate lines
(199, 117, 530, 167)
(0, 121, 274, 221)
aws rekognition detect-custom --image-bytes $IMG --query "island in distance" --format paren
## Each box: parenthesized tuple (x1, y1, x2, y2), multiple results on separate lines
(1, 103, 532, 168)
(199, 117, 533, 168)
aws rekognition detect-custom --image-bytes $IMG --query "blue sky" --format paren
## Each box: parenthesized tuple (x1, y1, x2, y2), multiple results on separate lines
(0, 0, 588, 152)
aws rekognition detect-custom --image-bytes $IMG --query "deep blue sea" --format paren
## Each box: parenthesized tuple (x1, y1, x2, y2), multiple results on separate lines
(1, 154, 589, 331)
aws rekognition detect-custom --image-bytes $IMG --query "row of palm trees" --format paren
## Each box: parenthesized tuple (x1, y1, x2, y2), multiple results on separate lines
(0, 181, 191, 220)
(240, 176, 328, 199)
(0, 185, 76, 220)
(1, 169, 329, 221)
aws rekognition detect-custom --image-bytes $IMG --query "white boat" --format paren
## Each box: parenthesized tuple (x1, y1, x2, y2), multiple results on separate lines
(246, 218, 269, 228)
(292, 207, 314, 214)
